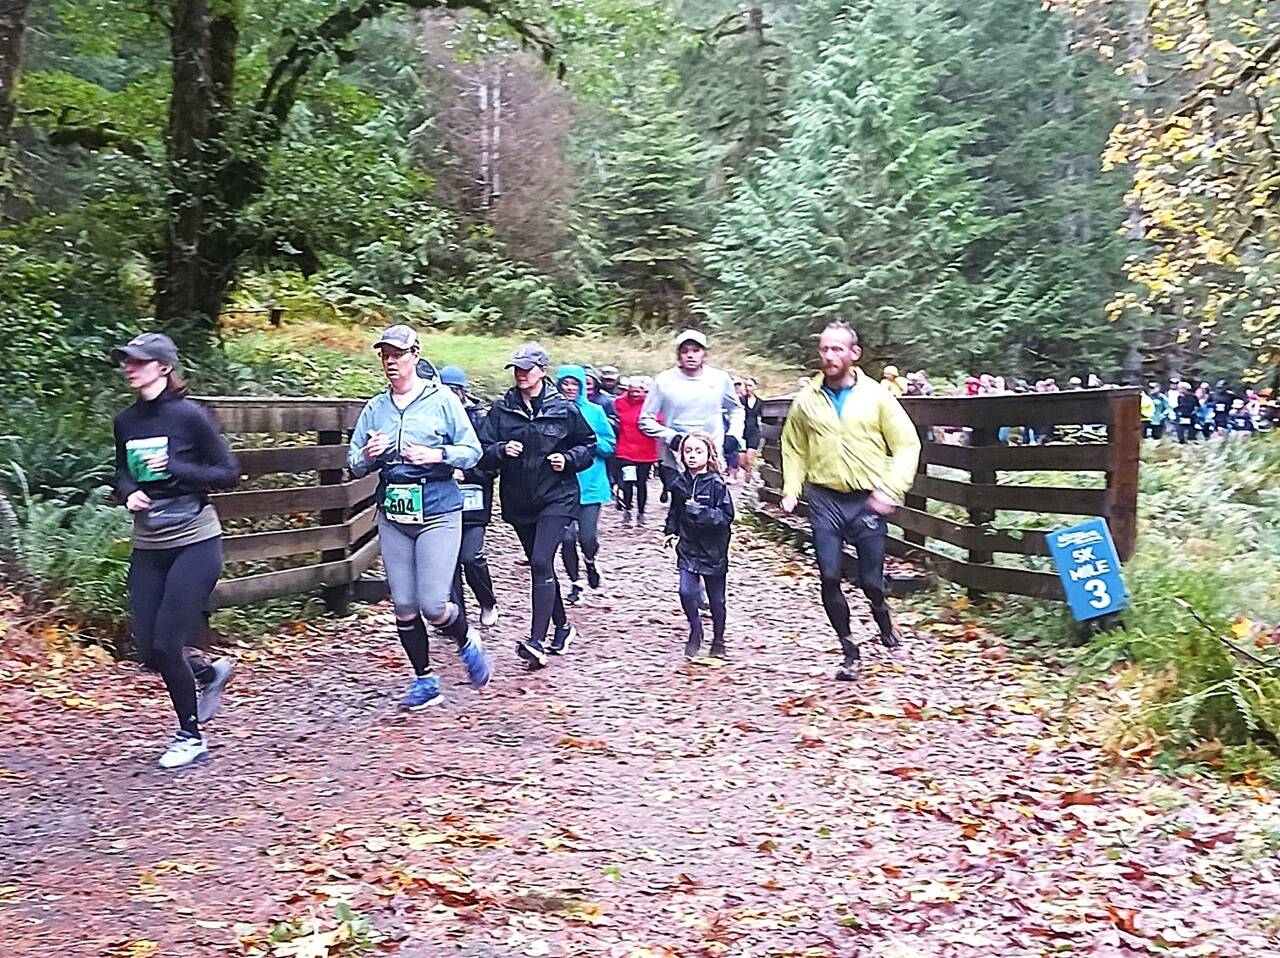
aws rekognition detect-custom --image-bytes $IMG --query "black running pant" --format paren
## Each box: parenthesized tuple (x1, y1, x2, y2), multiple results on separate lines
(458, 522, 496, 610)
(618, 460, 652, 514)
(128, 537, 222, 735)
(679, 570, 726, 643)
(561, 503, 601, 583)
(513, 514, 572, 645)
(806, 485, 892, 641)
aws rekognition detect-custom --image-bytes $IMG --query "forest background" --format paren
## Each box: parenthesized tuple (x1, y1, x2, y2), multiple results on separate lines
(2, 0, 1280, 783)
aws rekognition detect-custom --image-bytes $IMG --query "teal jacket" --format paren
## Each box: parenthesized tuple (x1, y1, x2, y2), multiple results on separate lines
(556, 365, 616, 506)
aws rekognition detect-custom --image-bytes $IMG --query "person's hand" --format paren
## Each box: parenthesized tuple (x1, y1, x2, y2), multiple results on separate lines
(664, 534, 677, 550)
(780, 494, 798, 514)
(363, 431, 391, 461)
(402, 443, 444, 466)
(143, 451, 168, 473)
(868, 490, 896, 515)
(504, 440, 524, 458)
(453, 469, 466, 482)
(547, 452, 566, 472)
(125, 490, 153, 512)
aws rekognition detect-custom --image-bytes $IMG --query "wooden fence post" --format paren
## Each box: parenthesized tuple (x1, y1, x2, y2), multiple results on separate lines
(1105, 390, 1141, 562)
(318, 428, 351, 614)
(902, 425, 929, 549)
(966, 425, 998, 600)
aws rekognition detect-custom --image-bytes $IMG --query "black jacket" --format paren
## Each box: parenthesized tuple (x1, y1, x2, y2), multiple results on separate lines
(478, 382, 597, 525)
(113, 389, 240, 502)
(459, 399, 497, 527)
(663, 470, 734, 576)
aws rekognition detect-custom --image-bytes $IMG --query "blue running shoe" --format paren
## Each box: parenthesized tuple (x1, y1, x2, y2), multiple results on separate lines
(401, 675, 443, 710)
(458, 630, 492, 689)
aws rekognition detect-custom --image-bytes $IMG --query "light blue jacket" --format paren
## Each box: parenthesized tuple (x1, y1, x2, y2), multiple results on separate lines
(556, 365, 616, 506)
(348, 379, 482, 517)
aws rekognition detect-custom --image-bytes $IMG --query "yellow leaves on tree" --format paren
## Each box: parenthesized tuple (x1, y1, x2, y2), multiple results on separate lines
(1051, 0, 1280, 376)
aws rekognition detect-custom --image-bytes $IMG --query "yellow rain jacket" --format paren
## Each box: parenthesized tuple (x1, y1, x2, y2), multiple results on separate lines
(780, 370, 921, 502)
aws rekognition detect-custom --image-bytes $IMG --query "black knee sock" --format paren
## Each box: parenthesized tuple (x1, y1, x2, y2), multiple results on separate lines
(188, 656, 216, 686)
(436, 602, 471, 652)
(396, 617, 431, 676)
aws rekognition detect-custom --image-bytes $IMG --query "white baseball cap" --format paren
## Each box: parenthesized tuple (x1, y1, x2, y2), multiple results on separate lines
(675, 329, 709, 349)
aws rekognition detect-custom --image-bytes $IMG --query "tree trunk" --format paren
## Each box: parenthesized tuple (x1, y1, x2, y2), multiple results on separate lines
(0, 0, 27, 149)
(154, 0, 240, 346)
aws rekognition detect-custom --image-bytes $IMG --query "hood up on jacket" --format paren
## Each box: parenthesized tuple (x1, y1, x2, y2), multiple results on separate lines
(556, 364, 616, 505)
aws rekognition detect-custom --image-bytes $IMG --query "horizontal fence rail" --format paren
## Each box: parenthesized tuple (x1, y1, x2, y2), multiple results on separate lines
(755, 387, 1141, 601)
(196, 397, 376, 610)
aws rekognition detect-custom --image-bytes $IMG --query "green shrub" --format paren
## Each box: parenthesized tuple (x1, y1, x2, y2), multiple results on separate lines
(12, 474, 132, 621)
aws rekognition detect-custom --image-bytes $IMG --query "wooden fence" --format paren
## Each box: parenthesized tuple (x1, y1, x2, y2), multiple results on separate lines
(196, 397, 379, 610)
(756, 387, 1141, 600)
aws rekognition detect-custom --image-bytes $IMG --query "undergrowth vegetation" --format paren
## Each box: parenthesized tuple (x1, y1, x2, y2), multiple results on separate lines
(976, 435, 1280, 784)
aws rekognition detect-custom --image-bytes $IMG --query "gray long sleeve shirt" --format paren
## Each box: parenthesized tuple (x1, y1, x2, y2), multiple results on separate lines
(639, 364, 745, 468)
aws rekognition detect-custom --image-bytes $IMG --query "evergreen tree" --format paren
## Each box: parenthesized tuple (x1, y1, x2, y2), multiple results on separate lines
(592, 83, 706, 326)
(707, 0, 996, 364)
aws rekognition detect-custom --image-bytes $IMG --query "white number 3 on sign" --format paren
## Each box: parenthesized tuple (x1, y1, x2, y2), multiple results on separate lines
(1084, 578, 1109, 609)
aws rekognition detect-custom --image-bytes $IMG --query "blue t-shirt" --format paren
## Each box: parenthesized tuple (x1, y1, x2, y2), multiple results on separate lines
(822, 384, 854, 417)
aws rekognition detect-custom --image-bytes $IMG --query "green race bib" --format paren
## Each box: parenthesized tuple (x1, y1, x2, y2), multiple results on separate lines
(125, 437, 171, 482)
(383, 483, 425, 524)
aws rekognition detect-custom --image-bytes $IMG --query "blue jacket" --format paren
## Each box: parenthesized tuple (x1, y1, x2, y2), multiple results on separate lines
(556, 365, 616, 506)
(348, 379, 481, 517)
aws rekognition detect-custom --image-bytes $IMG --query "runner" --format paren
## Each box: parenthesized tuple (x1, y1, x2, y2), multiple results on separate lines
(111, 332, 240, 768)
(478, 344, 597, 667)
(585, 366, 623, 506)
(347, 326, 490, 709)
(439, 365, 499, 627)
(599, 365, 623, 397)
(555, 364, 617, 605)
(640, 329, 744, 505)
(779, 321, 921, 680)
(741, 376, 763, 482)
(614, 375, 660, 526)
(663, 432, 734, 660)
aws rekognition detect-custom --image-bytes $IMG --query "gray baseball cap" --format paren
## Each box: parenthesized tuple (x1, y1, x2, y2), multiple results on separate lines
(506, 342, 550, 370)
(111, 332, 179, 366)
(600, 365, 620, 379)
(373, 324, 420, 352)
(675, 329, 709, 349)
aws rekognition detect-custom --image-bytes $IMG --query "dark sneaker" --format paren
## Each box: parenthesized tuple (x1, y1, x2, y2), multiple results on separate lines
(401, 675, 443, 710)
(550, 624, 576, 656)
(585, 563, 601, 590)
(636, 513, 647, 527)
(517, 638, 548, 668)
(196, 657, 235, 724)
(458, 630, 492, 689)
(621, 509, 633, 527)
(709, 639, 727, 660)
(684, 633, 702, 660)
(879, 628, 903, 651)
(835, 638, 861, 681)
(567, 583, 583, 606)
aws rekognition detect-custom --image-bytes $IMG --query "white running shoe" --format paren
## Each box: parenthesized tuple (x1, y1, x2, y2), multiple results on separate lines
(479, 605, 499, 628)
(158, 732, 208, 769)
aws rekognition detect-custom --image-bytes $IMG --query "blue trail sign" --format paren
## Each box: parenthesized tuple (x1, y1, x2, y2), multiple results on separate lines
(1046, 517, 1130, 621)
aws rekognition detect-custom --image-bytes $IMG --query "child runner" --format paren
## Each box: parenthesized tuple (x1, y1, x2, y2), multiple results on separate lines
(111, 332, 240, 768)
(663, 432, 734, 661)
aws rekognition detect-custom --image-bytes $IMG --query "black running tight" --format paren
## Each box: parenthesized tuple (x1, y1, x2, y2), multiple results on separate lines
(679, 570, 726, 643)
(128, 537, 222, 735)
(513, 514, 572, 645)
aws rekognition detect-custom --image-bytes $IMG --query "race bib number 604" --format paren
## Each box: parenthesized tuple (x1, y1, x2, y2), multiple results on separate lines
(383, 483, 425, 524)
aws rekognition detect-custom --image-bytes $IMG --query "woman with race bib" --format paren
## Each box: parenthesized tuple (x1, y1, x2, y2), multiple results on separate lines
(348, 325, 491, 709)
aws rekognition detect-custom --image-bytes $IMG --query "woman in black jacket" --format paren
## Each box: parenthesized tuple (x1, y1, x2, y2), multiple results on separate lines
(478, 343, 597, 667)
(663, 432, 734, 661)
(111, 333, 240, 769)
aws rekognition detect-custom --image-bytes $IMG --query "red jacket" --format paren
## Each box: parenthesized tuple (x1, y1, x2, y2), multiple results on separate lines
(614, 393, 660, 463)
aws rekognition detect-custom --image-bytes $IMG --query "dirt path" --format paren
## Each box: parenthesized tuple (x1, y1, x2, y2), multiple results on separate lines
(2, 502, 1278, 957)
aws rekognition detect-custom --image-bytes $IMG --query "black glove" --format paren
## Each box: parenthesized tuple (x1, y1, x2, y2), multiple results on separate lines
(668, 433, 685, 452)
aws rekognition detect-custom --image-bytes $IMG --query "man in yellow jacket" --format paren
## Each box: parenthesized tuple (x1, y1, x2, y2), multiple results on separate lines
(780, 322, 921, 680)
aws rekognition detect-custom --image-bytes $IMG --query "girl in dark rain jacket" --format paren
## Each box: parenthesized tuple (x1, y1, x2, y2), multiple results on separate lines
(478, 343, 597, 667)
(663, 431, 734, 662)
